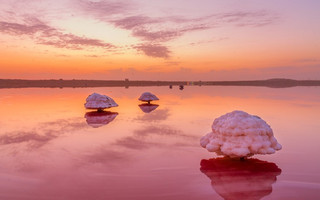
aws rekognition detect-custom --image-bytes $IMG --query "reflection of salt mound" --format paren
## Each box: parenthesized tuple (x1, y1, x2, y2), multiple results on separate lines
(200, 158, 281, 200)
(200, 110, 282, 158)
(138, 103, 159, 113)
(85, 111, 118, 128)
(84, 93, 118, 111)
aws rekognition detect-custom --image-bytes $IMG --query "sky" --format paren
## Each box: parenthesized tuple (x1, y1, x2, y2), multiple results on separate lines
(0, 0, 319, 80)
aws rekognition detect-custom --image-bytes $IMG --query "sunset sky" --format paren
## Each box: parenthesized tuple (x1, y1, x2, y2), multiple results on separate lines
(0, 0, 319, 80)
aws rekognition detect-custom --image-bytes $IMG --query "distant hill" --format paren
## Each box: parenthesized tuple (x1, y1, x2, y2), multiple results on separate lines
(0, 78, 319, 89)
(0, 79, 186, 89)
(195, 78, 320, 88)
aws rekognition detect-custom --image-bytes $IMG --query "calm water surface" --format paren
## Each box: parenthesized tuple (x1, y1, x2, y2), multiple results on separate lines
(0, 86, 319, 199)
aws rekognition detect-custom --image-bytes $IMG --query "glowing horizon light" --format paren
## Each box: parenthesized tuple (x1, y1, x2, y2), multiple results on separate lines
(0, 0, 319, 80)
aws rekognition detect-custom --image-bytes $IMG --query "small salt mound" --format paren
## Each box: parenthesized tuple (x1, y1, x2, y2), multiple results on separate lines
(200, 110, 282, 158)
(138, 92, 159, 103)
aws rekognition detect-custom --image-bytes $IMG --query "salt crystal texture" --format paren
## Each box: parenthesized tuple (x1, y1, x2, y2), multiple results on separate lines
(138, 92, 159, 103)
(84, 93, 118, 110)
(200, 110, 282, 158)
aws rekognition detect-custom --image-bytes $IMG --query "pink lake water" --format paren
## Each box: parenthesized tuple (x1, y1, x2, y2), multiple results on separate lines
(0, 86, 319, 199)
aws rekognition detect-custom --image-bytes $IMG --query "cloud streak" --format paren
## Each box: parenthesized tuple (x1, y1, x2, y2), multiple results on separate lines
(0, 17, 115, 50)
(78, 0, 132, 19)
(111, 15, 160, 29)
(215, 11, 278, 27)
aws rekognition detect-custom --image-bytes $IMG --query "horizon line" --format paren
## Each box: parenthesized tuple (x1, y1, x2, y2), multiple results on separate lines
(1, 78, 320, 89)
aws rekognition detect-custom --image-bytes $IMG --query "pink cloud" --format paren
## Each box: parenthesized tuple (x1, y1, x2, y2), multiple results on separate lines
(1, 1, 279, 59)
(0, 21, 52, 35)
(215, 11, 278, 27)
(0, 17, 115, 50)
(38, 34, 115, 50)
(112, 15, 161, 29)
(132, 28, 181, 42)
(295, 58, 320, 64)
(78, 0, 132, 20)
(130, 24, 209, 42)
(134, 44, 171, 58)
(111, 14, 211, 42)
(74, 2, 279, 58)
(107, 11, 276, 57)
(109, 11, 276, 41)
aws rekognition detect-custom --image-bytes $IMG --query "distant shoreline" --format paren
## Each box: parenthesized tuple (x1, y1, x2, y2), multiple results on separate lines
(1, 78, 320, 89)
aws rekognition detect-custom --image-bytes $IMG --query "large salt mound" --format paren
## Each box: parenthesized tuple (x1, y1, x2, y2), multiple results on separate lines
(200, 110, 282, 158)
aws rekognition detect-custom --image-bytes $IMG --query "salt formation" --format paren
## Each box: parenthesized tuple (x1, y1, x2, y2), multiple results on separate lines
(138, 92, 159, 104)
(200, 110, 282, 158)
(200, 158, 281, 200)
(84, 93, 118, 111)
(138, 103, 159, 113)
(85, 111, 118, 128)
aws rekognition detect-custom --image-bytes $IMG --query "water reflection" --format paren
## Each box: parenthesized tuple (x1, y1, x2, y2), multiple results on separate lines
(84, 111, 118, 128)
(115, 136, 156, 150)
(0, 86, 319, 199)
(200, 158, 281, 200)
(138, 103, 159, 113)
(135, 108, 170, 122)
(114, 125, 197, 150)
(0, 118, 86, 147)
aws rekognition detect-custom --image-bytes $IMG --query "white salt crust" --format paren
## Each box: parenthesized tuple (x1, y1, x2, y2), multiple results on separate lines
(200, 110, 282, 158)
(138, 92, 159, 102)
(84, 93, 118, 110)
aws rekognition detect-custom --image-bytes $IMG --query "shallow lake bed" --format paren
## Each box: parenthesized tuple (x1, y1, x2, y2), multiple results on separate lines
(0, 86, 319, 199)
